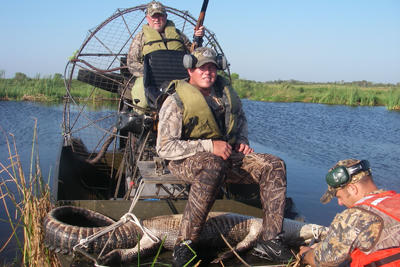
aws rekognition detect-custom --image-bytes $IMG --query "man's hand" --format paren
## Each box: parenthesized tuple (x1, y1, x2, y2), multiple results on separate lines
(194, 26, 205, 37)
(299, 246, 315, 266)
(212, 140, 232, 160)
(234, 143, 254, 155)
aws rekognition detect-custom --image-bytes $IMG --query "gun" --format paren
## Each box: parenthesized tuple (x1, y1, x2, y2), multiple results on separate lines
(191, 0, 209, 52)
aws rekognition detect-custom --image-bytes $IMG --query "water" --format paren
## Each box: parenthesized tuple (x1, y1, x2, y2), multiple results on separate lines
(242, 100, 400, 227)
(0, 100, 399, 261)
(0, 101, 65, 261)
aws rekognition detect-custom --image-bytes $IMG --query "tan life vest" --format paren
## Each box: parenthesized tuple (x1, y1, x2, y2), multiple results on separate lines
(142, 20, 185, 56)
(171, 76, 239, 145)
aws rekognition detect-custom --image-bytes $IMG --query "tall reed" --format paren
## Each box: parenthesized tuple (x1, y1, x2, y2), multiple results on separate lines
(0, 119, 58, 267)
(232, 79, 400, 110)
(385, 88, 400, 110)
(0, 75, 118, 101)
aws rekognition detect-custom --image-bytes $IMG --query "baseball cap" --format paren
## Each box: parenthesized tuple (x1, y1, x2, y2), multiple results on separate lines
(320, 159, 371, 204)
(147, 1, 166, 16)
(192, 47, 219, 68)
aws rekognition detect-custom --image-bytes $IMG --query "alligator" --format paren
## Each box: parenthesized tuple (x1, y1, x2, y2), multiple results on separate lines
(43, 206, 327, 265)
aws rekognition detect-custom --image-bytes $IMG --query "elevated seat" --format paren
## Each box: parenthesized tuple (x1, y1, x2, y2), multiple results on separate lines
(143, 50, 189, 110)
(127, 51, 191, 200)
(131, 159, 189, 199)
(116, 51, 189, 142)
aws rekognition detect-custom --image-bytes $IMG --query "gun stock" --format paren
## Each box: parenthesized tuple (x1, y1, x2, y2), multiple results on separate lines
(191, 0, 209, 52)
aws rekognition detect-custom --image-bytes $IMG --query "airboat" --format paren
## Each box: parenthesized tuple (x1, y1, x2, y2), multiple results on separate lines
(53, 3, 307, 266)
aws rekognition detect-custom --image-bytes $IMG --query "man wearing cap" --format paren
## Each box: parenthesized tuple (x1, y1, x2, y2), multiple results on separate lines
(157, 47, 293, 266)
(299, 159, 400, 267)
(127, 1, 204, 113)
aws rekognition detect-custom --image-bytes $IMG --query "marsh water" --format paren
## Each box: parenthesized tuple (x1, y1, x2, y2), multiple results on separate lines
(0, 100, 399, 261)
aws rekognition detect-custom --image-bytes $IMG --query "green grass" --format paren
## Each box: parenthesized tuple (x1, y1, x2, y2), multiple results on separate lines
(0, 120, 58, 267)
(1, 74, 399, 110)
(0, 121, 185, 267)
(232, 79, 400, 110)
(0, 74, 118, 101)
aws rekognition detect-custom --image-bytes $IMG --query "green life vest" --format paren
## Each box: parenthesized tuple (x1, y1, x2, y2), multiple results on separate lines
(170, 76, 239, 145)
(142, 20, 185, 56)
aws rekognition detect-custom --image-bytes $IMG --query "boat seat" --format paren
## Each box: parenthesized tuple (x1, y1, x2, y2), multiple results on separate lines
(131, 158, 189, 199)
(143, 50, 189, 110)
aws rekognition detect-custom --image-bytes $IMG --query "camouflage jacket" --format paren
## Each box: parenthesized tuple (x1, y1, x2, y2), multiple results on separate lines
(156, 84, 249, 161)
(313, 189, 400, 267)
(127, 26, 192, 77)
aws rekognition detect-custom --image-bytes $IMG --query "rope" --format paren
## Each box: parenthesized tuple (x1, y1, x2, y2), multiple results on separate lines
(73, 181, 160, 260)
(98, 228, 117, 259)
(311, 224, 323, 241)
(73, 211, 159, 251)
(128, 179, 145, 213)
(121, 213, 160, 244)
(73, 219, 126, 250)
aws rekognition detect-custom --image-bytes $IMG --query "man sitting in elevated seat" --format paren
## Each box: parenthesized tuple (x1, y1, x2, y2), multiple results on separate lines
(127, 1, 204, 113)
(156, 47, 294, 267)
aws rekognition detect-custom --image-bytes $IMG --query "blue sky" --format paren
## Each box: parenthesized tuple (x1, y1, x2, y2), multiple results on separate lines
(1, 0, 399, 83)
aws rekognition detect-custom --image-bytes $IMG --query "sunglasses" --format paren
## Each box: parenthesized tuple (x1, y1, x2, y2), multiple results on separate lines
(325, 160, 370, 188)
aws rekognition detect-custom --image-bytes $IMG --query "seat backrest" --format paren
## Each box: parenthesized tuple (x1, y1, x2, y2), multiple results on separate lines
(143, 50, 189, 89)
(143, 50, 189, 110)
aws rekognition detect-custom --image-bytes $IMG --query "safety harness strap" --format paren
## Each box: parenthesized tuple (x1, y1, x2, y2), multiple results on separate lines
(145, 38, 185, 47)
(365, 251, 400, 267)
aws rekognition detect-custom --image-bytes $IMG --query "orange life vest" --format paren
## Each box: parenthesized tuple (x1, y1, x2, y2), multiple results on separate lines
(350, 191, 400, 267)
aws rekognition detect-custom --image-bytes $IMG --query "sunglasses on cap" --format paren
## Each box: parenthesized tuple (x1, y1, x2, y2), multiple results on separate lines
(325, 160, 370, 188)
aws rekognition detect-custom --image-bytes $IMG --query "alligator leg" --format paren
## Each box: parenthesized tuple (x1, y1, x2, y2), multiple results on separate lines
(98, 235, 161, 265)
(211, 218, 262, 263)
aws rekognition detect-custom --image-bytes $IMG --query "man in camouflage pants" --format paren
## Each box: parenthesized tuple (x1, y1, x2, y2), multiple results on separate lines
(300, 159, 400, 267)
(157, 47, 293, 267)
(127, 1, 204, 113)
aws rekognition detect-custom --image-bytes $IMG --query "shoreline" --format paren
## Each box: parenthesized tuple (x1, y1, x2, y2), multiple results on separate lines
(0, 95, 398, 110)
(1, 77, 399, 110)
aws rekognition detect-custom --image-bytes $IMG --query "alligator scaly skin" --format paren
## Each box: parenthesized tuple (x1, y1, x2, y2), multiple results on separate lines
(43, 206, 327, 265)
(43, 206, 141, 254)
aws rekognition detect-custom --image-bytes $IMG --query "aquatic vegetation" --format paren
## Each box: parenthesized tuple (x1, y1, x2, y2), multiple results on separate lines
(233, 79, 400, 110)
(1, 74, 398, 110)
(0, 74, 118, 101)
(0, 120, 58, 267)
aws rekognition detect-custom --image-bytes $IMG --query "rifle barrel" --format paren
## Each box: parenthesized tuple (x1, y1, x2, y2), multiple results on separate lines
(191, 0, 209, 52)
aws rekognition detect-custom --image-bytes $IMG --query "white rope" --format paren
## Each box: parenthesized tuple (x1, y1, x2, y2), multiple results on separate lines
(121, 213, 160, 243)
(311, 224, 322, 240)
(73, 219, 125, 251)
(128, 179, 145, 213)
(73, 179, 159, 253)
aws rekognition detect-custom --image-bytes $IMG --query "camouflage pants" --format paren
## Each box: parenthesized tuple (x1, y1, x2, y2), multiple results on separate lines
(168, 151, 287, 244)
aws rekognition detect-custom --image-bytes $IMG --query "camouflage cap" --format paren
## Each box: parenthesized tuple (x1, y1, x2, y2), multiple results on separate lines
(192, 47, 219, 68)
(320, 159, 372, 204)
(147, 1, 166, 16)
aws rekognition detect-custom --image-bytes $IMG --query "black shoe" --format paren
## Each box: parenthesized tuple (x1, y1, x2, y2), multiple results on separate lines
(172, 239, 197, 267)
(252, 233, 294, 263)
